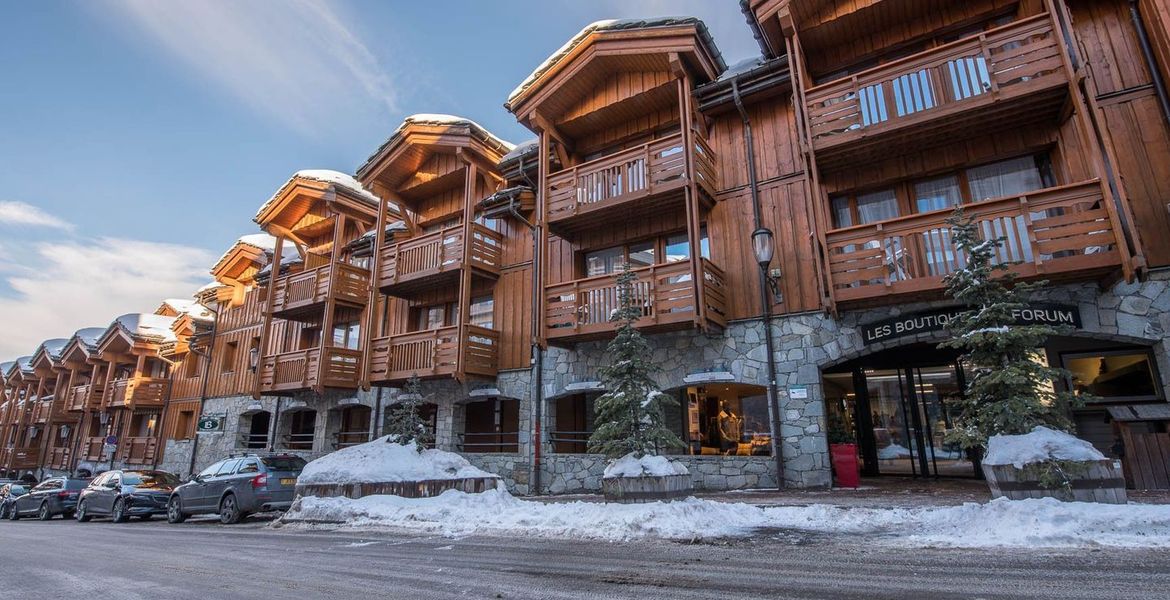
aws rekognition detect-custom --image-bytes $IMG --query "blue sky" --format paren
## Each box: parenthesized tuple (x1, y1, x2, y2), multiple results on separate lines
(0, 0, 757, 358)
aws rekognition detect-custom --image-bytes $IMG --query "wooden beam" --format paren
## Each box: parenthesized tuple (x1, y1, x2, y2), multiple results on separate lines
(253, 235, 284, 400)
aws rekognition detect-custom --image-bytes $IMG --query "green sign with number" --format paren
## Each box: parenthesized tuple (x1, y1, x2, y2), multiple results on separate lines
(196, 415, 225, 433)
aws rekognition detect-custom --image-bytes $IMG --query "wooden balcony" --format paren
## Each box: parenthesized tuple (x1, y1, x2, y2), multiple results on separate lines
(48, 446, 71, 471)
(368, 325, 500, 383)
(30, 400, 49, 424)
(545, 131, 718, 236)
(258, 347, 362, 394)
(82, 437, 106, 462)
(805, 16, 1069, 170)
(66, 383, 102, 411)
(7, 446, 42, 470)
(825, 181, 1125, 306)
(116, 437, 158, 465)
(545, 258, 728, 343)
(106, 377, 169, 410)
(271, 261, 370, 319)
(377, 224, 503, 296)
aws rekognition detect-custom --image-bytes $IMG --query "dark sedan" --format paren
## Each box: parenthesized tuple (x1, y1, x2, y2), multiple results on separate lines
(76, 470, 180, 523)
(0, 483, 29, 519)
(5, 477, 87, 521)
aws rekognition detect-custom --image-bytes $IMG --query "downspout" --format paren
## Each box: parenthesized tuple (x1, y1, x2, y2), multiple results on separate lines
(732, 78, 785, 489)
(1130, 0, 1170, 126)
(516, 156, 544, 495)
(187, 303, 219, 477)
(373, 386, 384, 439)
(268, 397, 283, 452)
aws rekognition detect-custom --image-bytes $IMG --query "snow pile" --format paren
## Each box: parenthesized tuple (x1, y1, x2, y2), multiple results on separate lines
(983, 426, 1105, 468)
(297, 435, 497, 485)
(603, 453, 689, 479)
(283, 490, 1170, 547)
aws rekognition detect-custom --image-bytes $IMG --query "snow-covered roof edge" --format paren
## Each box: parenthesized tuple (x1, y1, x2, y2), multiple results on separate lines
(254, 169, 382, 225)
(506, 17, 727, 107)
(356, 114, 515, 179)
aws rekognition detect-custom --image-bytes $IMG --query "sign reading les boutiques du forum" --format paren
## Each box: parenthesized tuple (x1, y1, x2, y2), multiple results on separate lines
(861, 304, 1082, 346)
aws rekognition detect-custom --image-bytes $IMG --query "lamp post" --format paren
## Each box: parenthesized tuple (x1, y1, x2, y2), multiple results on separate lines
(752, 226, 785, 489)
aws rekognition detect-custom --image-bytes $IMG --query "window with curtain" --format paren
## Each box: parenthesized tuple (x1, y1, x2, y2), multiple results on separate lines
(965, 156, 1046, 201)
(856, 189, 900, 223)
(914, 175, 963, 213)
(585, 247, 623, 277)
(831, 196, 853, 228)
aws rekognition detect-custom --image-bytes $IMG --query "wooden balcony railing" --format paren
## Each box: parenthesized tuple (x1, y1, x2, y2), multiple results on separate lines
(333, 430, 371, 449)
(368, 325, 500, 382)
(8, 446, 42, 469)
(66, 383, 102, 411)
(258, 347, 362, 393)
(271, 261, 370, 316)
(30, 400, 50, 424)
(545, 258, 728, 341)
(106, 377, 169, 409)
(545, 130, 717, 230)
(48, 446, 71, 470)
(825, 181, 1123, 304)
(82, 437, 106, 462)
(116, 436, 158, 465)
(805, 15, 1066, 152)
(378, 224, 503, 292)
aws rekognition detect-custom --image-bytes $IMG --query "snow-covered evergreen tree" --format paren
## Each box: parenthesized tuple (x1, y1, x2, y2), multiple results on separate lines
(588, 266, 685, 459)
(384, 375, 433, 451)
(940, 207, 1080, 451)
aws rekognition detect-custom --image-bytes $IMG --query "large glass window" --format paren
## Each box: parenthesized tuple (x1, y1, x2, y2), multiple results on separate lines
(677, 384, 772, 456)
(461, 399, 519, 453)
(965, 155, 1048, 201)
(332, 321, 361, 350)
(585, 247, 624, 277)
(1064, 351, 1161, 402)
(856, 189, 900, 224)
(664, 227, 710, 262)
(914, 175, 963, 213)
(469, 296, 494, 329)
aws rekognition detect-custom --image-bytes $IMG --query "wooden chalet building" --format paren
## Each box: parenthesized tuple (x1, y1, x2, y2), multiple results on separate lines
(6, 0, 1170, 492)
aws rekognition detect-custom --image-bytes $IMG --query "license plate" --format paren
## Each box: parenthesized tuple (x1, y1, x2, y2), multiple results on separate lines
(280, 478, 296, 486)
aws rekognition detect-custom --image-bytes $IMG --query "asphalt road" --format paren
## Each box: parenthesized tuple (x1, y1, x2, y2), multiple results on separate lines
(2, 515, 1168, 599)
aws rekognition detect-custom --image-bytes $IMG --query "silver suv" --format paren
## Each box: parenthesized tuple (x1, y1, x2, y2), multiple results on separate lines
(167, 454, 306, 525)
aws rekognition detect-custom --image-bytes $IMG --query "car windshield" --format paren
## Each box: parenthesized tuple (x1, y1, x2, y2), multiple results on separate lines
(122, 472, 179, 488)
(9, 486, 26, 495)
(261, 456, 307, 472)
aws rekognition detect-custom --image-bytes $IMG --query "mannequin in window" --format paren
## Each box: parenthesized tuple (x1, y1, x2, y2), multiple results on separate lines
(717, 400, 742, 455)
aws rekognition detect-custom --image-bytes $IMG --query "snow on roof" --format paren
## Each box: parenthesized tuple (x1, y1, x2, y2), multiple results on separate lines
(211, 234, 297, 276)
(983, 426, 1106, 469)
(357, 114, 515, 178)
(74, 327, 106, 348)
(297, 435, 497, 485)
(357, 220, 408, 242)
(110, 313, 179, 343)
(196, 280, 222, 294)
(715, 55, 768, 82)
(14, 356, 33, 372)
(500, 138, 538, 166)
(160, 298, 215, 323)
(255, 169, 382, 223)
(0, 361, 13, 376)
(36, 338, 70, 360)
(507, 17, 726, 106)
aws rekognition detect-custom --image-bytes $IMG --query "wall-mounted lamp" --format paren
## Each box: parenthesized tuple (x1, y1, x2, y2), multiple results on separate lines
(751, 227, 783, 304)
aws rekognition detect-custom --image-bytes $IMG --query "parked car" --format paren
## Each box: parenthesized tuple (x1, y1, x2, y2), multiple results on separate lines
(5, 477, 88, 520)
(168, 453, 306, 525)
(0, 483, 29, 519)
(76, 470, 180, 523)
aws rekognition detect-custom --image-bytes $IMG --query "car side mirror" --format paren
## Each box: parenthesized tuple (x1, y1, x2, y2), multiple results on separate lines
(190, 475, 203, 483)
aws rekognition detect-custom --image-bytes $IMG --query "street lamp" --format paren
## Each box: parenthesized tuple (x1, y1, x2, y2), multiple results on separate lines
(751, 227, 783, 304)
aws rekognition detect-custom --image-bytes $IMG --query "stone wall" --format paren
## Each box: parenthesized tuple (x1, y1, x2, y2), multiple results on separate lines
(540, 454, 777, 494)
(463, 453, 531, 495)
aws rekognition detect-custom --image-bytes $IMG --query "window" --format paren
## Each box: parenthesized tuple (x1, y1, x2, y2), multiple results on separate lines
(198, 461, 224, 479)
(585, 247, 624, 277)
(221, 341, 238, 373)
(583, 228, 710, 277)
(215, 459, 241, 476)
(552, 394, 598, 454)
(830, 188, 899, 228)
(914, 175, 963, 213)
(476, 215, 501, 232)
(677, 385, 774, 457)
(237, 459, 260, 474)
(183, 354, 201, 378)
(174, 410, 195, 440)
(469, 296, 494, 329)
(298, 327, 320, 350)
(965, 155, 1051, 202)
(260, 455, 307, 472)
(414, 303, 457, 331)
(461, 399, 519, 453)
(665, 227, 710, 262)
(122, 471, 180, 487)
(332, 321, 361, 350)
(1064, 351, 1162, 402)
(286, 410, 317, 450)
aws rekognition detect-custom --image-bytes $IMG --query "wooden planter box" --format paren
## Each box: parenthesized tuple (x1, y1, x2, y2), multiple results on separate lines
(602, 474, 693, 504)
(295, 476, 500, 500)
(982, 459, 1127, 504)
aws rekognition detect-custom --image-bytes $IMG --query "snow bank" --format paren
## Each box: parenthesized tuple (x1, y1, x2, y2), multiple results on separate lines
(297, 435, 497, 485)
(603, 453, 689, 479)
(983, 426, 1105, 469)
(284, 490, 1170, 548)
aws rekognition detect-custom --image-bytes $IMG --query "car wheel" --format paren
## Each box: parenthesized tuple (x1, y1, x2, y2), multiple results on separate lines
(219, 494, 241, 525)
(37, 502, 51, 521)
(167, 497, 187, 524)
(76, 500, 91, 522)
(111, 498, 129, 523)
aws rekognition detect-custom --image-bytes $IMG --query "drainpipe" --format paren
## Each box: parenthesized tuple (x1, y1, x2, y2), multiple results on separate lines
(373, 386, 384, 439)
(515, 157, 544, 495)
(268, 397, 283, 452)
(186, 302, 219, 478)
(1130, 0, 1170, 126)
(732, 78, 785, 489)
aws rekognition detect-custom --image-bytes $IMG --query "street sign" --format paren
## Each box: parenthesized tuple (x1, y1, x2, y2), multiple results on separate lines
(196, 414, 225, 433)
(105, 435, 118, 445)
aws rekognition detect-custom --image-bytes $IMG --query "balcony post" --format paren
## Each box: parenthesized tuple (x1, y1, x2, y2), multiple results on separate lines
(678, 72, 707, 330)
(254, 234, 284, 400)
(361, 192, 391, 391)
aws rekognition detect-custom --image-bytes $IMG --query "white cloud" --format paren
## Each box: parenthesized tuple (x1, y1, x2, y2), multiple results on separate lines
(0, 201, 74, 230)
(0, 237, 215, 359)
(100, 0, 398, 136)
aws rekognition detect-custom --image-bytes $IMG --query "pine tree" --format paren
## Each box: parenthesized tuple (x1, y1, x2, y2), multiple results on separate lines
(384, 375, 433, 451)
(940, 207, 1080, 451)
(587, 265, 685, 459)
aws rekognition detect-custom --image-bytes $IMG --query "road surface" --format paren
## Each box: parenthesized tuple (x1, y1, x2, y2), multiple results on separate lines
(2, 515, 1167, 599)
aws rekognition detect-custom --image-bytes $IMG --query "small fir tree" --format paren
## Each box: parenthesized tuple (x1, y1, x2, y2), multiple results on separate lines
(384, 375, 433, 451)
(939, 207, 1080, 451)
(587, 265, 685, 459)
